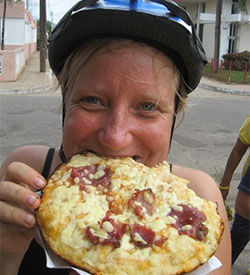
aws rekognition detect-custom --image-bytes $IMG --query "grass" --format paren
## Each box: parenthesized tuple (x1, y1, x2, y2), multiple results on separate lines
(203, 65, 250, 84)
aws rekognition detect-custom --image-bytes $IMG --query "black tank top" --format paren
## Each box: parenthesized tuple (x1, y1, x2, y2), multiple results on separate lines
(18, 148, 69, 275)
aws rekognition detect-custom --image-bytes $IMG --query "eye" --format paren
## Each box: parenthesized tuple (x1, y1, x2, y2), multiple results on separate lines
(140, 103, 156, 111)
(82, 96, 100, 105)
(79, 96, 106, 111)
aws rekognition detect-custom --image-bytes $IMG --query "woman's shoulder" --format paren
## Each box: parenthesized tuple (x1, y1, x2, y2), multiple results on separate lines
(0, 145, 51, 178)
(171, 165, 220, 202)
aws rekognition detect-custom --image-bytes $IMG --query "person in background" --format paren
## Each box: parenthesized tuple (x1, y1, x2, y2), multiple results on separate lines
(0, 0, 231, 274)
(220, 114, 250, 265)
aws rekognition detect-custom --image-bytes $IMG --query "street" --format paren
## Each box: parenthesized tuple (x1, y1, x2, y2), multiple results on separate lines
(0, 85, 249, 274)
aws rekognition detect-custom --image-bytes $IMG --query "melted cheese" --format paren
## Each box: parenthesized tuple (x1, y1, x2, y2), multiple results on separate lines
(37, 153, 224, 275)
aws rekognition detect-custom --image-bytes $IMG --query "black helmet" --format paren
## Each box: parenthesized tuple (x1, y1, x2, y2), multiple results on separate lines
(48, 0, 207, 92)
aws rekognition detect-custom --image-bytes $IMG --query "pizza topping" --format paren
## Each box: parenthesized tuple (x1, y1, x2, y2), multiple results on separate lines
(85, 211, 126, 248)
(85, 227, 100, 245)
(130, 224, 155, 248)
(168, 204, 208, 240)
(73, 176, 80, 184)
(102, 221, 114, 233)
(71, 164, 112, 191)
(154, 235, 167, 246)
(128, 189, 155, 218)
(100, 212, 127, 247)
(130, 224, 166, 248)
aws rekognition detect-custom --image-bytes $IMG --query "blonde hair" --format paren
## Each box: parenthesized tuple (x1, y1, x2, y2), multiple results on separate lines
(58, 38, 187, 120)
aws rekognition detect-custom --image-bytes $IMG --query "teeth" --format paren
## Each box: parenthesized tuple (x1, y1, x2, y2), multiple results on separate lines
(85, 151, 138, 161)
(86, 150, 96, 154)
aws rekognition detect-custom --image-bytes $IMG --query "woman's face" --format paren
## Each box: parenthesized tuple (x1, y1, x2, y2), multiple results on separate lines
(63, 43, 176, 167)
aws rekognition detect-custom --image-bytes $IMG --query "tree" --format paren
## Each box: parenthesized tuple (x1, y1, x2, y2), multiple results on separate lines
(1, 0, 22, 50)
(40, 0, 46, 72)
(239, 0, 249, 13)
(37, 19, 53, 51)
(1, 0, 7, 50)
(213, 0, 223, 73)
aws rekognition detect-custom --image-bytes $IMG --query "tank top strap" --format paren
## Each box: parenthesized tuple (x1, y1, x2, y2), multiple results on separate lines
(41, 148, 55, 179)
(59, 144, 67, 163)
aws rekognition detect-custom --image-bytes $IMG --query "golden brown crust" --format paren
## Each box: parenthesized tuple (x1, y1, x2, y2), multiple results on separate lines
(37, 152, 224, 275)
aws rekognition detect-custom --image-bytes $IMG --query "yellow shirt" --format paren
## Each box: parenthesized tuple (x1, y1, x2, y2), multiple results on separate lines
(239, 114, 250, 176)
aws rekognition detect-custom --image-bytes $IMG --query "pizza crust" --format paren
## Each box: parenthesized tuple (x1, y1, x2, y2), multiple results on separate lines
(37, 152, 224, 275)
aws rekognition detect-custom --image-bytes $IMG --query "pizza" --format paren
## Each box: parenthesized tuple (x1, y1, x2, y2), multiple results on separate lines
(37, 152, 224, 275)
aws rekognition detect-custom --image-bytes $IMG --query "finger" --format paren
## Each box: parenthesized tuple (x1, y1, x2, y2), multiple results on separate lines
(0, 180, 40, 210)
(5, 162, 46, 190)
(0, 200, 36, 228)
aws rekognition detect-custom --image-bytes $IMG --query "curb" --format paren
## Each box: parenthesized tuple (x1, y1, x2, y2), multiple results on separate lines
(199, 83, 250, 96)
(0, 82, 53, 95)
(0, 71, 55, 96)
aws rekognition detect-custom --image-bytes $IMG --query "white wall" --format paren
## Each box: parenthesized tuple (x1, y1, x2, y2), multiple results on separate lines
(238, 23, 250, 52)
(4, 18, 25, 45)
(220, 0, 232, 57)
(15, 49, 25, 74)
(202, 0, 233, 60)
(1, 17, 36, 47)
(202, 0, 216, 59)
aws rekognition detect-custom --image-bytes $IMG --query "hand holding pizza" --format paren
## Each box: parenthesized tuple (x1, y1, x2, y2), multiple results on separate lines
(0, 161, 45, 273)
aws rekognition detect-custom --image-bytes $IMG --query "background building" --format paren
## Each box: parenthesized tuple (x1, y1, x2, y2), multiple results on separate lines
(177, 0, 250, 60)
(0, 1, 37, 81)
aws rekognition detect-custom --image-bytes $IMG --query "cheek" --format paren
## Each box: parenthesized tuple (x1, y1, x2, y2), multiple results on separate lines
(141, 117, 173, 155)
(62, 109, 98, 147)
(149, 121, 172, 147)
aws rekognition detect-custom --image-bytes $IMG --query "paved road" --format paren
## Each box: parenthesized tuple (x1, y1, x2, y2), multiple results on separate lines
(0, 85, 249, 274)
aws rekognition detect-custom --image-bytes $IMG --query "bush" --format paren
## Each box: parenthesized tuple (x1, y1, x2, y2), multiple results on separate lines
(222, 51, 250, 71)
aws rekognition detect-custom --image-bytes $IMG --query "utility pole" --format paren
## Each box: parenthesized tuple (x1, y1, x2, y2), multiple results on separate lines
(213, 0, 223, 72)
(40, 0, 46, 72)
(1, 0, 7, 50)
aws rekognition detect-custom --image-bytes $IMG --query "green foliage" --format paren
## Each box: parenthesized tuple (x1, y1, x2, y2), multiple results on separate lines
(37, 19, 53, 36)
(222, 51, 250, 71)
(239, 0, 249, 13)
(225, 204, 233, 222)
(36, 19, 53, 50)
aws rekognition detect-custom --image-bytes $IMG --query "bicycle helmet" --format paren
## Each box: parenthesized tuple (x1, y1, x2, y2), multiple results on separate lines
(48, 0, 207, 92)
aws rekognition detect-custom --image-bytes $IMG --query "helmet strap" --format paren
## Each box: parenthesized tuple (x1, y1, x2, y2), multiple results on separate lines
(59, 144, 67, 163)
(169, 95, 179, 150)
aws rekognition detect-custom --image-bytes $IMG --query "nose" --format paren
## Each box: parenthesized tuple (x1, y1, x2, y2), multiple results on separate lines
(97, 110, 133, 151)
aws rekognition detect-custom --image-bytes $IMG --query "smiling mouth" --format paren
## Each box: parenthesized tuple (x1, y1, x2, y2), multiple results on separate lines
(85, 150, 138, 161)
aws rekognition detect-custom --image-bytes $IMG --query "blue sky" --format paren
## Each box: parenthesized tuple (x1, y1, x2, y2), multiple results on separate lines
(27, 0, 78, 24)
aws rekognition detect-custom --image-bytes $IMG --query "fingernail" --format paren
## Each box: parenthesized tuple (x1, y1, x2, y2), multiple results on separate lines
(34, 177, 45, 188)
(23, 214, 35, 226)
(26, 195, 37, 206)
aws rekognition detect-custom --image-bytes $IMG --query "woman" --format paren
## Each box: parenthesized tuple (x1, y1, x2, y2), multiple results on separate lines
(220, 115, 250, 265)
(0, 0, 231, 274)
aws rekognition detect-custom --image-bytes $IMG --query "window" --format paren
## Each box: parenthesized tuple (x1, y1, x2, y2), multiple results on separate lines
(232, 0, 239, 14)
(228, 23, 238, 53)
